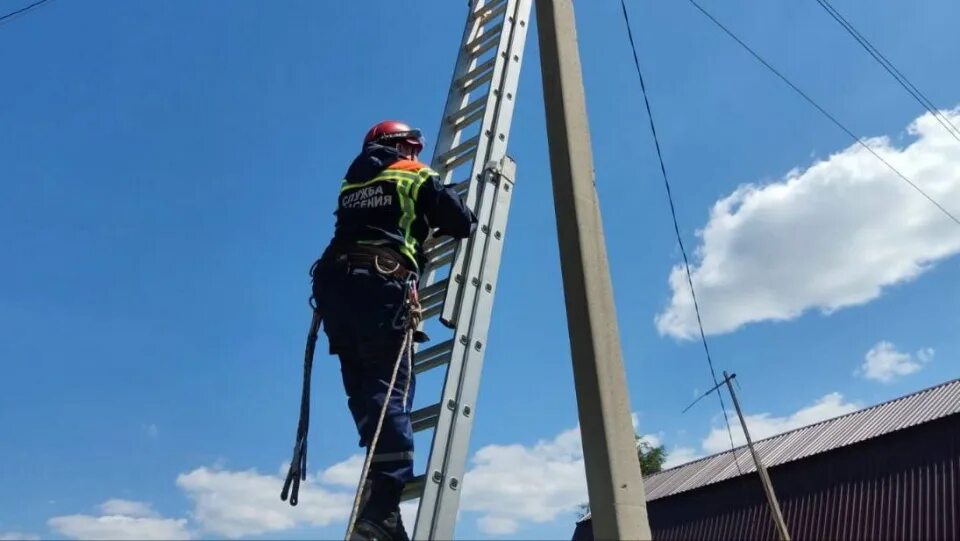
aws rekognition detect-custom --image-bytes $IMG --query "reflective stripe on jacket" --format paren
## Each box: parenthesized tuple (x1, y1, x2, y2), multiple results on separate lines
(330, 144, 476, 270)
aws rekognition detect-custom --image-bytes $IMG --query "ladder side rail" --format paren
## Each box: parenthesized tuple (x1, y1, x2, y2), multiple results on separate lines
(476, 0, 530, 175)
(412, 163, 501, 538)
(428, 0, 490, 187)
(404, 2, 531, 538)
(426, 158, 517, 540)
(375, 0, 501, 500)
(410, 0, 510, 430)
(433, 0, 517, 299)
(419, 0, 503, 292)
(439, 0, 529, 327)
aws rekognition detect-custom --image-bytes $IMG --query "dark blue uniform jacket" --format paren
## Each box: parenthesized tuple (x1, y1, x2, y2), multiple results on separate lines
(325, 143, 476, 271)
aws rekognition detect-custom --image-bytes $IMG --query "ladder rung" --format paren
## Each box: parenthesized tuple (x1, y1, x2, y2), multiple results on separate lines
(447, 97, 487, 129)
(401, 474, 425, 502)
(426, 250, 455, 271)
(454, 178, 470, 196)
(424, 237, 457, 261)
(422, 302, 442, 320)
(469, 35, 500, 62)
(456, 57, 496, 89)
(437, 135, 480, 167)
(419, 278, 449, 307)
(461, 69, 494, 95)
(420, 282, 446, 316)
(411, 402, 441, 433)
(464, 24, 503, 57)
(450, 103, 487, 133)
(471, 0, 509, 26)
(414, 338, 454, 374)
(444, 151, 476, 174)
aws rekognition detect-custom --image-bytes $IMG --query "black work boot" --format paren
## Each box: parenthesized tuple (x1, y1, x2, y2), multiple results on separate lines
(350, 477, 408, 541)
(349, 518, 392, 541)
(382, 509, 410, 541)
(349, 511, 408, 541)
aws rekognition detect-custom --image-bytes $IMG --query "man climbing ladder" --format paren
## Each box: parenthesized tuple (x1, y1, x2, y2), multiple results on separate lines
(284, 120, 476, 541)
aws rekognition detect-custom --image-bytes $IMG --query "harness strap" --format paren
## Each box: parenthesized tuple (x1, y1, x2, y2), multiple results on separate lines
(281, 309, 321, 507)
(336, 252, 417, 282)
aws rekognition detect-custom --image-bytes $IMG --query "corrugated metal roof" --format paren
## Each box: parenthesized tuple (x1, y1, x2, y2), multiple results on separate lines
(644, 378, 960, 501)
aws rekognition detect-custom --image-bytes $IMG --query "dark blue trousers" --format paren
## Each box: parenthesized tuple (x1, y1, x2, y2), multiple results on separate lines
(314, 261, 416, 511)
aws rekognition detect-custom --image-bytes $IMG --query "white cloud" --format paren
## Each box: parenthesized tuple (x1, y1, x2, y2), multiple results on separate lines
(477, 516, 520, 535)
(42, 423, 663, 541)
(46, 456, 368, 541)
(175, 465, 354, 539)
(458, 419, 669, 535)
(701, 392, 860, 454)
(48, 514, 192, 540)
(636, 433, 662, 449)
(656, 108, 960, 339)
(0, 533, 40, 541)
(49, 498, 191, 540)
(662, 447, 701, 469)
(98, 499, 158, 518)
(461, 426, 588, 535)
(858, 341, 934, 382)
(458, 422, 670, 535)
(319, 453, 365, 488)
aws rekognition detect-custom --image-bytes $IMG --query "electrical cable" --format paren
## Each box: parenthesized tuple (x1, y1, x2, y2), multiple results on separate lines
(814, 0, 960, 144)
(0, 0, 54, 25)
(619, 0, 744, 475)
(685, 0, 960, 227)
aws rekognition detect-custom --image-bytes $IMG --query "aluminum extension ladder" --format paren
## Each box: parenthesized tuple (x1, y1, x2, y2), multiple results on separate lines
(401, 0, 532, 539)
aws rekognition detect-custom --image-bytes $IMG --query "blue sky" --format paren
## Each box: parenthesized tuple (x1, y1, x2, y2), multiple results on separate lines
(2, 0, 959, 539)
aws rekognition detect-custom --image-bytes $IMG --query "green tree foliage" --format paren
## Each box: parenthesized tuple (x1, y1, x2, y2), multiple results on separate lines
(636, 435, 666, 475)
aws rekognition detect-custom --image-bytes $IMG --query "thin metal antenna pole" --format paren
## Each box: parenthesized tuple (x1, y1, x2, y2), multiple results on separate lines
(723, 371, 791, 541)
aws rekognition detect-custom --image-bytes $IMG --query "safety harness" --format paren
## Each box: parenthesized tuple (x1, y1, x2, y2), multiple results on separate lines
(281, 249, 423, 541)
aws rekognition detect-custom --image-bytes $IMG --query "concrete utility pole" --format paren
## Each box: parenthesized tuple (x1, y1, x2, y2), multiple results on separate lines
(535, 1, 652, 539)
(723, 372, 792, 541)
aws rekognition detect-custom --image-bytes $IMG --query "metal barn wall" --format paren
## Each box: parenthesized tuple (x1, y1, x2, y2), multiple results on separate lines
(648, 414, 960, 540)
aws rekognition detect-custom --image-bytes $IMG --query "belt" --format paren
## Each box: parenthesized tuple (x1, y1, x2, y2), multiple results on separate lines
(333, 250, 417, 282)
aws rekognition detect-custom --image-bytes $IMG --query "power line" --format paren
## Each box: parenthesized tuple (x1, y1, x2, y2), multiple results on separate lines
(685, 0, 960, 228)
(814, 0, 960, 144)
(618, 0, 744, 475)
(0, 0, 54, 25)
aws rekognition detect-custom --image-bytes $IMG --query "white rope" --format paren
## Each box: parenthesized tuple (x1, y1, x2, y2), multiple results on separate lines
(401, 333, 414, 414)
(344, 328, 413, 541)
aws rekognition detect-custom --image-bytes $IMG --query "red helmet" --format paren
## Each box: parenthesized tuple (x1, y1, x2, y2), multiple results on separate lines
(363, 120, 424, 156)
